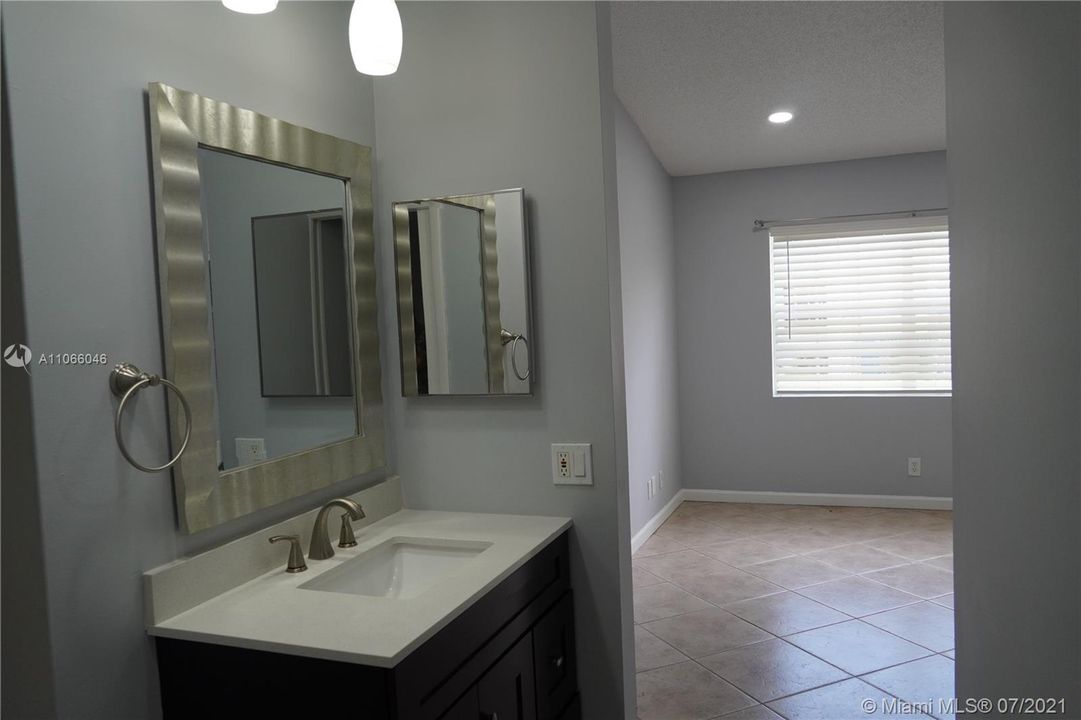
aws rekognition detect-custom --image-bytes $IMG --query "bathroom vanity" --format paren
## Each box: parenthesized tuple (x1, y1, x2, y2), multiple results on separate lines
(145, 479, 579, 720)
(139, 85, 569, 719)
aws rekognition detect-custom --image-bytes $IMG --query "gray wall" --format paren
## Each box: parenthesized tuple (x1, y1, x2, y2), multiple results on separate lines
(673, 152, 954, 498)
(3, 3, 386, 717)
(372, 3, 632, 716)
(945, 2, 1080, 711)
(1, 51, 58, 719)
(614, 100, 683, 535)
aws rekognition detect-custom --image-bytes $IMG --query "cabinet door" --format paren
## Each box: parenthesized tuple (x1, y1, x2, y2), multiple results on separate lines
(441, 687, 479, 720)
(477, 632, 536, 720)
(531, 592, 577, 720)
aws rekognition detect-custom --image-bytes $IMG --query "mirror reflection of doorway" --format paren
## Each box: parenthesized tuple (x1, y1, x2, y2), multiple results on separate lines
(406, 201, 489, 395)
(252, 209, 352, 398)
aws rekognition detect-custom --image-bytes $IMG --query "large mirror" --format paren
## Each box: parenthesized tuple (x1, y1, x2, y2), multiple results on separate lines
(200, 149, 358, 470)
(149, 83, 384, 533)
(393, 190, 533, 396)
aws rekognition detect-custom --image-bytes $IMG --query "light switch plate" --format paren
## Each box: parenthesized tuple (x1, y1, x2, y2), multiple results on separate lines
(552, 443, 592, 486)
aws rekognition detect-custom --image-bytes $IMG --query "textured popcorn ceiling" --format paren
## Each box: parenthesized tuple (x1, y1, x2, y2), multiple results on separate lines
(611, 2, 945, 176)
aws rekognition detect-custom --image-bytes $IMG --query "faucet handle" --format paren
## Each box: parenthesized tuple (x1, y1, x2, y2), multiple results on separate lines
(269, 534, 307, 573)
(338, 514, 358, 548)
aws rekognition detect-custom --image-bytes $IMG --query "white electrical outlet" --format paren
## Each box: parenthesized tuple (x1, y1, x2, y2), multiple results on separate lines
(557, 451, 571, 478)
(552, 443, 592, 485)
(907, 457, 922, 477)
(236, 437, 267, 463)
(658, 470, 665, 489)
(650, 475, 658, 498)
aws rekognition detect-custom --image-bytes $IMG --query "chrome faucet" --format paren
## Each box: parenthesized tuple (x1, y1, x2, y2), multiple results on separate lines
(308, 498, 365, 560)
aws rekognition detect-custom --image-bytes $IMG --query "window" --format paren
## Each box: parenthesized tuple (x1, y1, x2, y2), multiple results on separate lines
(770, 216, 951, 396)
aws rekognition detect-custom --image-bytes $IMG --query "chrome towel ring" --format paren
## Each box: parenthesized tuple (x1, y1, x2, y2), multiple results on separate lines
(499, 329, 531, 382)
(109, 362, 192, 473)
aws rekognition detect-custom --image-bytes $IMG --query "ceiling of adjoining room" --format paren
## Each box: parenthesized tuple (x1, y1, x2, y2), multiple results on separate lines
(610, 1, 946, 177)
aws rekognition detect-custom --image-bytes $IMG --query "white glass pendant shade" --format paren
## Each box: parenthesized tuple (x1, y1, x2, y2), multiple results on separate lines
(349, 0, 403, 76)
(222, 0, 278, 15)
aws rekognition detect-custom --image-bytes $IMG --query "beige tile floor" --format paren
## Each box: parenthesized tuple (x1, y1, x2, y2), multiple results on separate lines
(633, 501, 955, 720)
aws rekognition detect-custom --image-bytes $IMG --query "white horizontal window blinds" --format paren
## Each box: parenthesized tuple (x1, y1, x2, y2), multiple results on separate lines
(770, 217, 952, 396)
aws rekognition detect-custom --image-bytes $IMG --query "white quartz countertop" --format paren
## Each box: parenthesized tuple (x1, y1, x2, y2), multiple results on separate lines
(148, 510, 572, 667)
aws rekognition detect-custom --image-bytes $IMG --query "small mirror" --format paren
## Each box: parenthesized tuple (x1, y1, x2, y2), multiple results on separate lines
(199, 149, 358, 470)
(393, 189, 533, 396)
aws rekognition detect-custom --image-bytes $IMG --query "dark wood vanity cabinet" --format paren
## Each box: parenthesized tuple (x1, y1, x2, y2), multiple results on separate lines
(477, 632, 537, 720)
(531, 591, 577, 719)
(156, 532, 579, 720)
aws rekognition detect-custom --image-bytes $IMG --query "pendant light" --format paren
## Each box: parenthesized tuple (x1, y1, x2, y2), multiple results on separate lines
(349, 0, 403, 76)
(222, 0, 278, 14)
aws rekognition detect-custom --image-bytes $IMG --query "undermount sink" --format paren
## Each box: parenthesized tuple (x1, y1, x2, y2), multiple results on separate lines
(299, 537, 492, 599)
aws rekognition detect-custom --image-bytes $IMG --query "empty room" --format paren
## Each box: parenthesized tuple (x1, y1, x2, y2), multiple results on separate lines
(614, 2, 1078, 719)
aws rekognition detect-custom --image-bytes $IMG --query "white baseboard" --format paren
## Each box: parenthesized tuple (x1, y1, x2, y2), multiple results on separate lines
(631, 488, 953, 553)
(631, 491, 684, 554)
(680, 488, 953, 511)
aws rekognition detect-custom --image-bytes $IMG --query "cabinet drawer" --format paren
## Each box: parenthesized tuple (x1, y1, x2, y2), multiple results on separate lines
(531, 591, 576, 720)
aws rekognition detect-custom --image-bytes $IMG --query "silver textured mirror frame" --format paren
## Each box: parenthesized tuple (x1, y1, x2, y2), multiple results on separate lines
(148, 82, 385, 533)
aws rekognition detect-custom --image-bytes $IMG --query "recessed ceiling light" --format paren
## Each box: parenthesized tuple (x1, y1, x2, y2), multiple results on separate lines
(768, 111, 794, 124)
